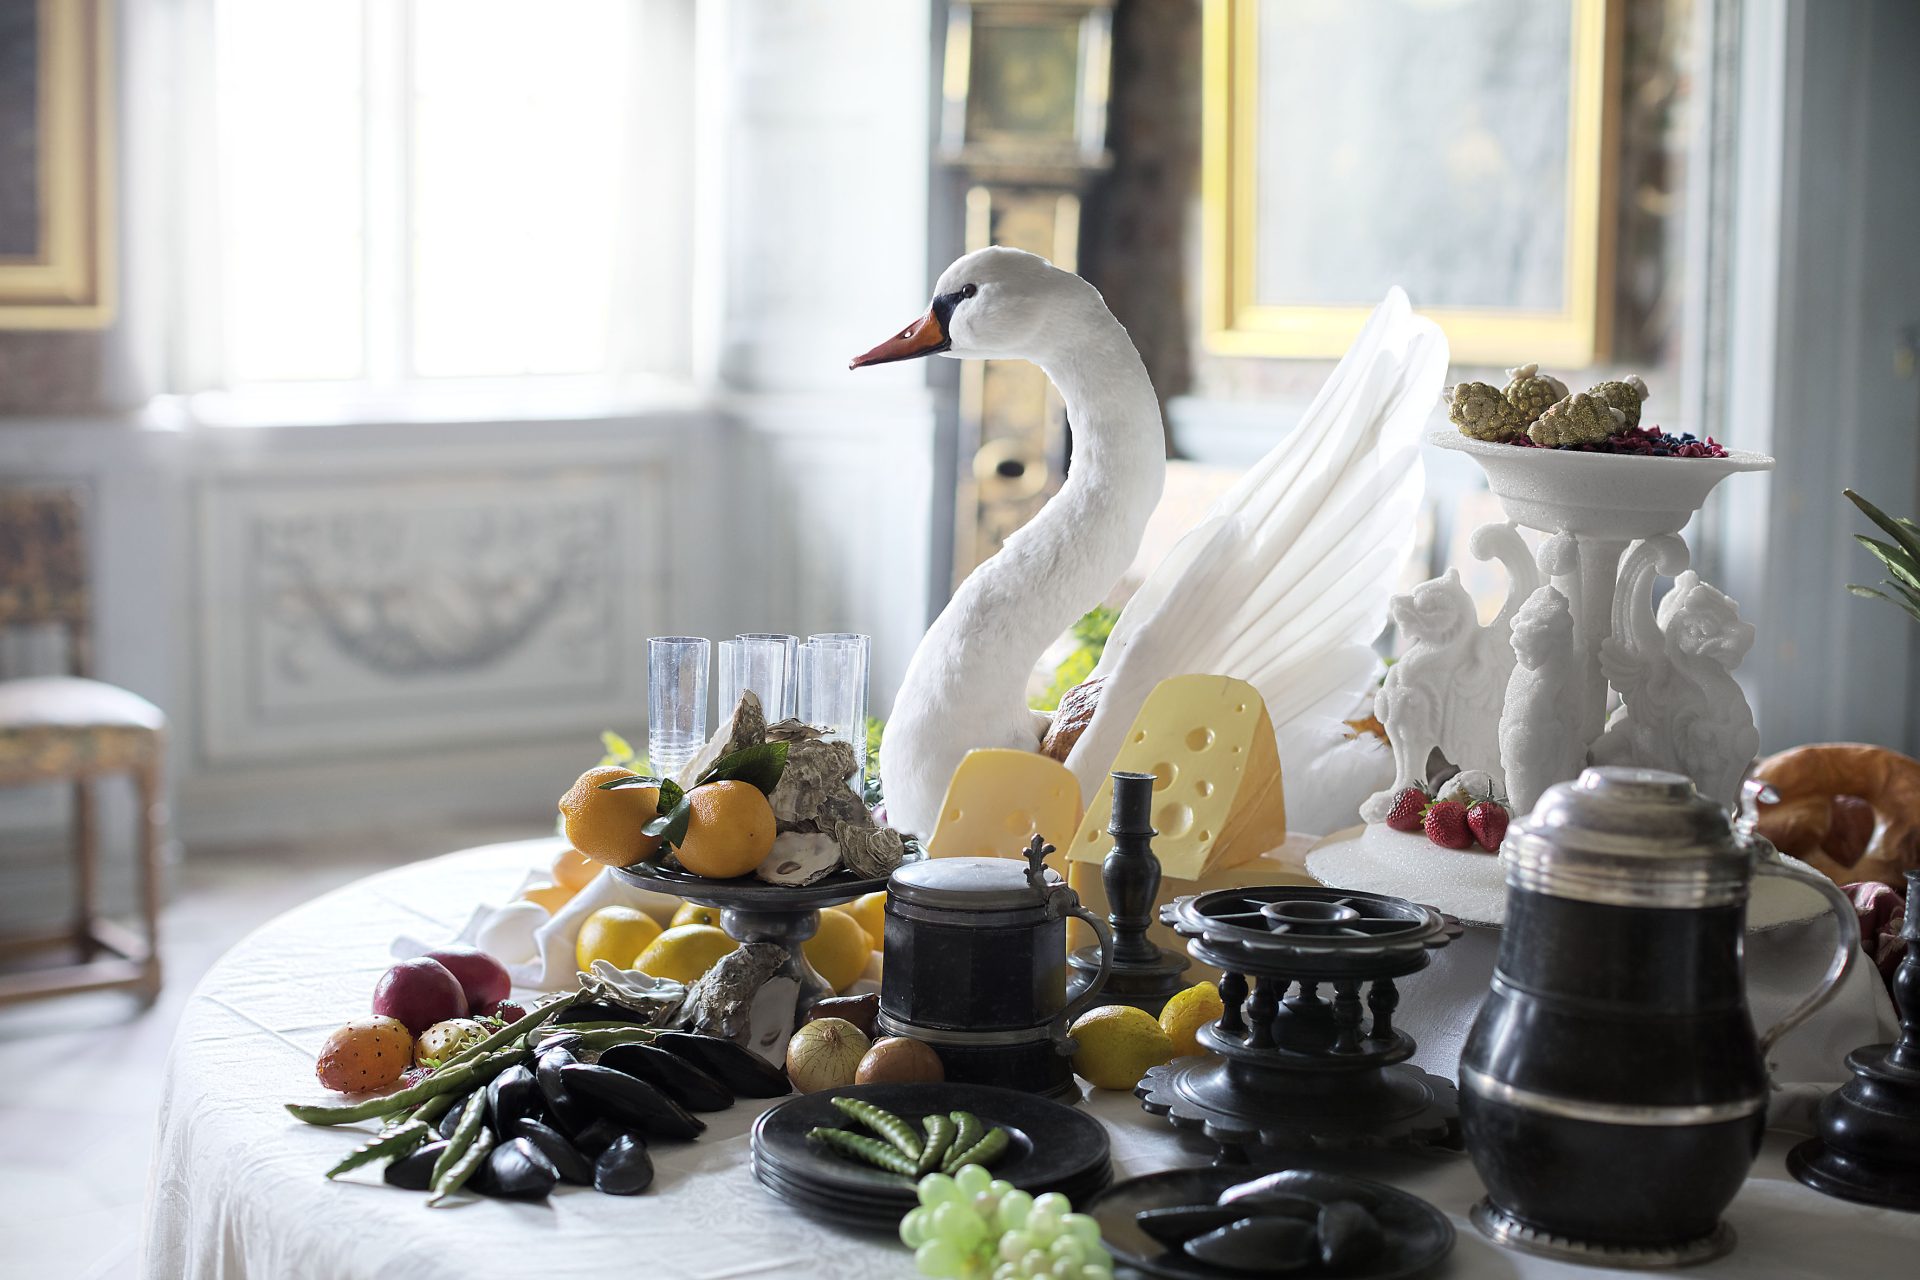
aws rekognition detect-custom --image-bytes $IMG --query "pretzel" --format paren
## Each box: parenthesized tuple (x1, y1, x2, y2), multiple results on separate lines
(1751, 743, 1920, 887)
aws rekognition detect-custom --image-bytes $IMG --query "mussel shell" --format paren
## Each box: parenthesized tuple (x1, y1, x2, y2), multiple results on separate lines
(568, 1117, 633, 1159)
(555, 1001, 645, 1025)
(435, 1102, 466, 1141)
(1183, 1217, 1317, 1274)
(487, 1064, 542, 1134)
(650, 1030, 792, 1098)
(471, 1137, 559, 1200)
(384, 1140, 450, 1192)
(598, 1042, 734, 1112)
(1219, 1168, 1380, 1211)
(560, 1063, 706, 1140)
(511, 1118, 595, 1185)
(593, 1133, 655, 1195)
(1317, 1199, 1384, 1269)
(1135, 1198, 1316, 1248)
(536, 1046, 595, 1136)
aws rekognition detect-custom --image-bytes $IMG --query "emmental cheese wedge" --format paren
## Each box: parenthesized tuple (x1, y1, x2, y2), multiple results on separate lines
(1066, 674, 1286, 880)
(926, 748, 1085, 859)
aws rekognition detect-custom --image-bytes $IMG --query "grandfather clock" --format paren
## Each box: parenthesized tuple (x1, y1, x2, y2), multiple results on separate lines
(938, 0, 1113, 584)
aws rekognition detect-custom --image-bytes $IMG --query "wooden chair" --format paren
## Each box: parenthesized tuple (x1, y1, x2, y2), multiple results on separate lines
(0, 489, 165, 1005)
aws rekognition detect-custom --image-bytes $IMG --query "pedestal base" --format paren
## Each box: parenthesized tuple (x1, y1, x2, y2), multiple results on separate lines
(1066, 942, 1189, 1019)
(1786, 1042, 1920, 1212)
(1135, 1054, 1458, 1154)
(1470, 1198, 1735, 1269)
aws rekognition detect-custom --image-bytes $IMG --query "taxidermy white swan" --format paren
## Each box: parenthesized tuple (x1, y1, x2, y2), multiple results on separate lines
(853, 247, 1448, 839)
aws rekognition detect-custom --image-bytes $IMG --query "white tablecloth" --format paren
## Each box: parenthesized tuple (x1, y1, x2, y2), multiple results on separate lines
(143, 840, 1919, 1279)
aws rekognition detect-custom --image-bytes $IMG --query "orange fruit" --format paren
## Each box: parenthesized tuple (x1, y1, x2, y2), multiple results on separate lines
(520, 881, 576, 914)
(550, 847, 602, 892)
(674, 780, 777, 879)
(559, 766, 662, 868)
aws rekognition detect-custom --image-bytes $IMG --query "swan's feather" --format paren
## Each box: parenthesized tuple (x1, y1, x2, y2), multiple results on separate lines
(1063, 288, 1448, 834)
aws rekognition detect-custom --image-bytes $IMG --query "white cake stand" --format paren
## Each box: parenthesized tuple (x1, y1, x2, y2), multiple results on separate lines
(1306, 824, 1831, 932)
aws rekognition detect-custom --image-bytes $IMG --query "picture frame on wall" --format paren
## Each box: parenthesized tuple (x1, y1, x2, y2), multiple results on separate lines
(0, 0, 113, 329)
(1202, 0, 1620, 367)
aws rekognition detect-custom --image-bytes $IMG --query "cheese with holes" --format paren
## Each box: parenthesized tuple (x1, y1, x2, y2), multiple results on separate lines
(1066, 674, 1286, 880)
(927, 749, 1085, 859)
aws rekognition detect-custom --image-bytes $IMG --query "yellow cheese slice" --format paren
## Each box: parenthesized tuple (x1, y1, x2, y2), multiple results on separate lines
(926, 748, 1085, 859)
(1066, 674, 1286, 880)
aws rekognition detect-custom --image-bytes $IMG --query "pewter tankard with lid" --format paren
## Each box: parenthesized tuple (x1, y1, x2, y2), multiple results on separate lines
(1460, 768, 1858, 1268)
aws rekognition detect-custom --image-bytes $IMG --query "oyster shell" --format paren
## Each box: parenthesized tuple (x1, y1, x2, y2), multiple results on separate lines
(674, 689, 767, 787)
(835, 822, 904, 879)
(766, 728, 861, 829)
(756, 831, 841, 886)
(680, 941, 789, 1044)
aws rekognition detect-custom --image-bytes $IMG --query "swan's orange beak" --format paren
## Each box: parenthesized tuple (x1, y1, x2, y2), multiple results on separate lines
(849, 304, 951, 369)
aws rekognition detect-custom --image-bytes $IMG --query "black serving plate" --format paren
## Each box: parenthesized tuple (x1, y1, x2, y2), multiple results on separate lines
(751, 1082, 1110, 1202)
(611, 847, 922, 911)
(750, 1152, 1112, 1234)
(1087, 1166, 1454, 1280)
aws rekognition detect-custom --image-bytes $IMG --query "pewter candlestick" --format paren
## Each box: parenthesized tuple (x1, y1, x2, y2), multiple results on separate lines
(1067, 771, 1190, 1018)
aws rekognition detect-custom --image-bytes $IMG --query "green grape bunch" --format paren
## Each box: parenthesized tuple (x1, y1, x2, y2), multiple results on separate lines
(901, 1164, 1114, 1280)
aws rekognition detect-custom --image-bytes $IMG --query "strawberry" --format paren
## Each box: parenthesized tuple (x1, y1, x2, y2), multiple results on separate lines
(1422, 799, 1472, 849)
(1467, 800, 1509, 853)
(1385, 787, 1431, 832)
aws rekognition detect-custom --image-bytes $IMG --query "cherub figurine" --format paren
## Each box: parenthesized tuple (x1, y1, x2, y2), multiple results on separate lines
(1595, 537, 1759, 811)
(1498, 586, 1585, 817)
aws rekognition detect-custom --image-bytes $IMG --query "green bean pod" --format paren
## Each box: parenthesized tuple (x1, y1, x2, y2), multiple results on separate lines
(942, 1125, 1011, 1174)
(428, 1128, 496, 1205)
(916, 1114, 955, 1175)
(948, 1110, 984, 1155)
(430, 1091, 489, 1188)
(535, 1027, 661, 1054)
(324, 1119, 429, 1180)
(285, 1045, 528, 1126)
(404, 1090, 458, 1129)
(806, 1126, 920, 1176)
(830, 1097, 922, 1160)
(433, 991, 578, 1072)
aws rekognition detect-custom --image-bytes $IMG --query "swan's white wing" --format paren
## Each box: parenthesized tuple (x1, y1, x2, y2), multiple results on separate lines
(1063, 288, 1448, 829)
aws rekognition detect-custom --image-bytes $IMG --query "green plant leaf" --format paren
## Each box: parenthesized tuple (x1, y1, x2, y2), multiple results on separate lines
(1854, 534, 1920, 590)
(1848, 582, 1920, 622)
(599, 773, 665, 791)
(656, 777, 684, 814)
(641, 795, 693, 847)
(698, 741, 790, 794)
(601, 730, 637, 762)
(1846, 489, 1920, 566)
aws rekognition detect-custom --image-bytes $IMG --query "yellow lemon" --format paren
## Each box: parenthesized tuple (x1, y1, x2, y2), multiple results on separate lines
(848, 890, 887, 950)
(804, 907, 872, 994)
(1069, 1004, 1176, 1090)
(671, 902, 723, 929)
(550, 847, 602, 893)
(635, 923, 738, 985)
(1159, 981, 1226, 1057)
(558, 766, 663, 868)
(521, 881, 577, 915)
(575, 905, 663, 972)
(675, 780, 778, 878)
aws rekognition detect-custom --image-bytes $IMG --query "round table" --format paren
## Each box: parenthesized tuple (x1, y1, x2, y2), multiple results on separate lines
(143, 840, 1917, 1279)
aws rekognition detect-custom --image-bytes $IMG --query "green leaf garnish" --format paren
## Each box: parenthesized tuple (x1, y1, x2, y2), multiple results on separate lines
(641, 795, 693, 848)
(656, 777, 685, 813)
(697, 741, 790, 795)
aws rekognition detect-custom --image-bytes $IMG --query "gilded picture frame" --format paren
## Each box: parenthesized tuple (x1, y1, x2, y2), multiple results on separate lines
(0, 0, 114, 329)
(1202, 0, 1620, 366)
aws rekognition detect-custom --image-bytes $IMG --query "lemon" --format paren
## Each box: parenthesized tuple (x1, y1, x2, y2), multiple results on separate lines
(848, 890, 887, 950)
(804, 907, 872, 993)
(550, 847, 602, 892)
(635, 923, 738, 985)
(1069, 1004, 1176, 1090)
(675, 780, 778, 878)
(575, 905, 663, 972)
(671, 902, 723, 929)
(1159, 981, 1226, 1057)
(559, 766, 662, 868)
(521, 881, 577, 915)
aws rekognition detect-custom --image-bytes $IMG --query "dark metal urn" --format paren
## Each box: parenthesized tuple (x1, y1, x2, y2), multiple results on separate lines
(1789, 868, 1920, 1211)
(878, 836, 1113, 1100)
(1460, 769, 1860, 1268)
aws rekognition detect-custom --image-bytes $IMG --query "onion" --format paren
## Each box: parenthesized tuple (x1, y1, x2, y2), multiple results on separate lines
(785, 1016, 871, 1093)
(855, 1036, 944, 1085)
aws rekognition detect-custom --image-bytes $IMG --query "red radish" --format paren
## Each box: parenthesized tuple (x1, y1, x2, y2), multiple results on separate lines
(423, 945, 512, 1014)
(372, 957, 469, 1035)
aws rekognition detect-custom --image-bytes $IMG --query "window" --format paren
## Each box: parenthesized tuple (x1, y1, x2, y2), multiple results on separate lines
(211, 0, 692, 391)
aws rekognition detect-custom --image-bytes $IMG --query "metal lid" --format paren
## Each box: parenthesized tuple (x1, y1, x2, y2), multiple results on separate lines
(1503, 767, 1751, 909)
(889, 856, 1059, 911)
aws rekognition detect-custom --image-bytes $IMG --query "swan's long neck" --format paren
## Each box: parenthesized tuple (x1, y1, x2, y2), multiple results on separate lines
(910, 311, 1166, 737)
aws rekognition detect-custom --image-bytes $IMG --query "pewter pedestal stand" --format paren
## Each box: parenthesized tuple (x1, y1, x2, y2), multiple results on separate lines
(1789, 869, 1920, 1212)
(612, 860, 904, 1022)
(1137, 886, 1461, 1161)
(1067, 771, 1190, 1018)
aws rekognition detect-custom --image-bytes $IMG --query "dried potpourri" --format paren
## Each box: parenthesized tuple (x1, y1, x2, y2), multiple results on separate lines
(1504, 424, 1728, 458)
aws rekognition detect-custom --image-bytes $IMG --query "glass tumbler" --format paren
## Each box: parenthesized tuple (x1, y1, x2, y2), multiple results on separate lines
(799, 633, 871, 784)
(647, 636, 710, 779)
(720, 633, 799, 721)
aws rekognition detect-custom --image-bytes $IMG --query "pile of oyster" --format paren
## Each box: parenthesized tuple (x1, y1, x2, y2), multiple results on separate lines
(673, 691, 906, 887)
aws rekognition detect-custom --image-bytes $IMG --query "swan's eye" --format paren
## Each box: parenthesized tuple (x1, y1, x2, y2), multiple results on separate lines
(960, 283, 977, 299)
